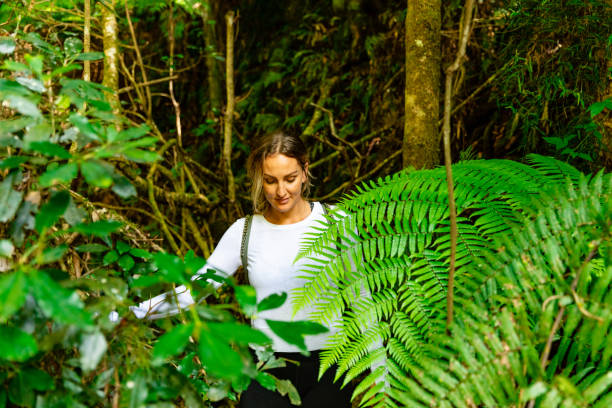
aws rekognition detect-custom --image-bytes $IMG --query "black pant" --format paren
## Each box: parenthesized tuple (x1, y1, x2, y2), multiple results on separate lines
(239, 351, 354, 408)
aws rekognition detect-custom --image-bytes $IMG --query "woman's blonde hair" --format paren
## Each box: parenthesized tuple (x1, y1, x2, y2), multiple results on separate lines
(247, 130, 311, 213)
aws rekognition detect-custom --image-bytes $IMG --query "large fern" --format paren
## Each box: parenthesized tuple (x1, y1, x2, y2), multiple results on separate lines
(295, 155, 611, 407)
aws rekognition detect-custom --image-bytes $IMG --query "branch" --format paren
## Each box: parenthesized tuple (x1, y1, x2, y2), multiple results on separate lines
(444, 0, 476, 332)
(223, 10, 237, 203)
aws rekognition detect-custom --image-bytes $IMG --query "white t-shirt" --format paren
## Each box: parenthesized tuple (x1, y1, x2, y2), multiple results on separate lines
(130, 202, 337, 352)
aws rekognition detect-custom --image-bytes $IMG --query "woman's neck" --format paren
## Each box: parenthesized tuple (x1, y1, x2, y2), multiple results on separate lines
(264, 199, 311, 225)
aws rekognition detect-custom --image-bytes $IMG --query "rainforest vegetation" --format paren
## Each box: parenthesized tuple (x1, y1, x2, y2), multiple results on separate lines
(0, 0, 611, 407)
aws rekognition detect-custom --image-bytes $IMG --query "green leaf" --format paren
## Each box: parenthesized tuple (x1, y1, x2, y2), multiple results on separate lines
(0, 173, 23, 223)
(73, 220, 122, 237)
(0, 156, 28, 170)
(75, 52, 104, 61)
(258, 292, 287, 313)
(208, 322, 271, 346)
(0, 326, 38, 361)
(275, 378, 301, 405)
(16, 76, 45, 93)
(0, 117, 34, 135)
(265, 320, 328, 352)
(118, 254, 135, 271)
(81, 160, 114, 188)
(116, 240, 131, 254)
(23, 120, 52, 148)
(6, 94, 41, 117)
(235, 285, 257, 316)
(21, 368, 54, 391)
(129, 248, 152, 259)
(39, 162, 78, 187)
(39, 245, 68, 264)
(29, 141, 71, 159)
(152, 323, 194, 366)
(0, 37, 16, 54)
(29, 270, 92, 327)
(8, 372, 35, 407)
(103, 250, 119, 265)
(25, 54, 43, 78)
(154, 253, 187, 284)
(63, 37, 83, 57)
(51, 63, 82, 77)
(35, 190, 70, 233)
(0, 271, 27, 322)
(79, 331, 108, 372)
(1, 61, 30, 74)
(111, 174, 137, 199)
(113, 125, 151, 143)
(75, 243, 108, 253)
(123, 148, 159, 163)
(68, 113, 100, 141)
(255, 372, 276, 391)
(0, 239, 14, 257)
(198, 327, 244, 381)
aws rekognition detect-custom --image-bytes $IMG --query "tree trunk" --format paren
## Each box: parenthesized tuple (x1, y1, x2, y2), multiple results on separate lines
(223, 11, 236, 203)
(83, 0, 91, 82)
(403, 0, 441, 169)
(100, 0, 120, 117)
(202, 1, 222, 115)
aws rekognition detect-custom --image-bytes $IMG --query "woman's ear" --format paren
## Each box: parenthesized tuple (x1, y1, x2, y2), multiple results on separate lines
(302, 162, 309, 182)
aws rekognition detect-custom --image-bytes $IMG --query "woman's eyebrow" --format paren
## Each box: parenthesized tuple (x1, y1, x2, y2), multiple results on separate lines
(263, 171, 299, 178)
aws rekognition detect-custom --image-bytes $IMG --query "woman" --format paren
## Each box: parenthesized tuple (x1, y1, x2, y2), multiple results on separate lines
(128, 131, 355, 408)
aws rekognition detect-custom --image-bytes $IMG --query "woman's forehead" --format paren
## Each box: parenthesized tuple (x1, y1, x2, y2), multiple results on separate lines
(263, 153, 301, 175)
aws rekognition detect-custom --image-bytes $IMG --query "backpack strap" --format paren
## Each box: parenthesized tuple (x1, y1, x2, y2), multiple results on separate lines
(240, 215, 253, 271)
(321, 202, 330, 215)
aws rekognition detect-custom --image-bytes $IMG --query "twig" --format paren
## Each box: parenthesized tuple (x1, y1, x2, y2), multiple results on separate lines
(310, 102, 362, 160)
(117, 75, 179, 94)
(184, 209, 211, 257)
(302, 77, 339, 137)
(223, 10, 237, 203)
(444, 0, 476, 332)
(310, 128, 387, 170)
(124, 1, 153, 120)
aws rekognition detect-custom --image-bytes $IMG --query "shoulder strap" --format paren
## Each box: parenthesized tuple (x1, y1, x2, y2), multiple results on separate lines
(240, 215, 253, 271)
(321, 202, 330, 215)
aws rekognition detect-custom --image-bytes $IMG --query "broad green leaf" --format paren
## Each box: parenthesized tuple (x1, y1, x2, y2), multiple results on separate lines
(0, 156, 28, 170)
(68, 113, 100, 141)
(75, 243, 108, 253)
(124, 371, 148, 408)
(39, 162, 78, 187)
(123, 148, 159, 163)
(23, 120, 52, 148)
(118, 254, 135, 271)
(39, 245, 68, 264)
(29, 270, 92, 327)
(35, 190, 70, 233)
(8, 372, 35, 407)
(1, 61, 30, 74)
(255, 372, 276, 391)
(113, 125, 151, 143)
(198, 328, 244, 381)
(24, 54, 43, 78)
(16, 76, 45, 93)
(63, 37, 83, 57)
(154, 253, 187, 284)
(75, 52, 104, 61)
(235, 285, 257, 316)
(257, 292, 287, 313)
(111, 174, 137, 199)
(0, 239, 14, 257)
(51, 63, 81, 77)
(0, 326, 38, 361)
(265, 320, 328, 352)
(63, 199, 86, 226)
(6, 95, 41, 117)
(207, 322, 271, 346)
(79, 331, 108, 372)
(152, 323, 194, 366)
(21, 368, 54, 391)
(103, 250, 119, 265)
(29, 141, 71, 159)
(275, 378, 301, 405)
(116, 240, 131, 254)
(0, 271, 26, 322)
(0, 37, 16, 54)
(0, 173, 23, 223)
(73, 220, 122, 237)
(129, 248, 152, 259)
(0, 117, 33, 135)
(81, 160, 114, 188)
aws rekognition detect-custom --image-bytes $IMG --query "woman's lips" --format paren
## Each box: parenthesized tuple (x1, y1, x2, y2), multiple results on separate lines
(276, 197, 289, 205)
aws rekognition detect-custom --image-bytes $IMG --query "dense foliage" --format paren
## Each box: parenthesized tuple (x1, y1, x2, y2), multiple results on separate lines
(297, 156, 611, 407)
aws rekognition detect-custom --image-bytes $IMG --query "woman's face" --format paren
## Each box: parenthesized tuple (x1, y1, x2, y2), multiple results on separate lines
(262, 153, 307, 214)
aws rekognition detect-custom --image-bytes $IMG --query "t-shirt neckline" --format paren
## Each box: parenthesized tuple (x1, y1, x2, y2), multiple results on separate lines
(258, 201, 320, 229)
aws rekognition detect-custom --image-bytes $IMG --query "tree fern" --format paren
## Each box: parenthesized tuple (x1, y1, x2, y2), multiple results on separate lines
(295, 155, 611, 407)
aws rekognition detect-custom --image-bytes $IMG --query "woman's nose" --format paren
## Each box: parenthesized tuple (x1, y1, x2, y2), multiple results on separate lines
(277, 182, 287, 196)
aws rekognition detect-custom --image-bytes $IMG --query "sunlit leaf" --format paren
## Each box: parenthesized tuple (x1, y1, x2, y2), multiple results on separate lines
(79, 331, 108, 372)
(16, 76, 45, 93)
(75, 52, 104, 61)
(24, 54, 43, 78)
(112, 174, 137, 199)
(118, 254, 135, 271)
(0, 173, 23, 223)
(29, 141, 71, 159)
(0, 270, 26, 322)
(39, 244, 68, 264)
(39, 162, 78, 187)
(0, 156, 28, 170)
(112, 125, 151, 143)
(63, 37, 83, 57)
(123, 148, 159, 163)
(24, 120, 52, 148)
(75, 244, 108, 253)
(81, 160, 114, 188)
(0, 37, 16, 54)
(73, 220, 122, 237)
(0, 326, 38, 361)
(0, 239, 14, 257)
(198, 327, 244, 381)
(152, 323, 194, 366)
(68, 113, 101, 141)
(6, 94, 41, 117)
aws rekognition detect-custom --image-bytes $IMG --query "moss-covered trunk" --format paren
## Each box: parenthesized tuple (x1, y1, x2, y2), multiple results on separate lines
(403, 0, 441, 169)
(101, 0, 120, 117)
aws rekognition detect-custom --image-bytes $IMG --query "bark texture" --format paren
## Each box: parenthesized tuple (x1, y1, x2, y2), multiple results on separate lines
(403, 0, 441, 169)
(101, 0, 120, 116)
(202, 1, 222, 115)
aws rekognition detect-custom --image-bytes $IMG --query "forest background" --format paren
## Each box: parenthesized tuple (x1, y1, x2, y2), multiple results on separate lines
(0, 0, 611, 407)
